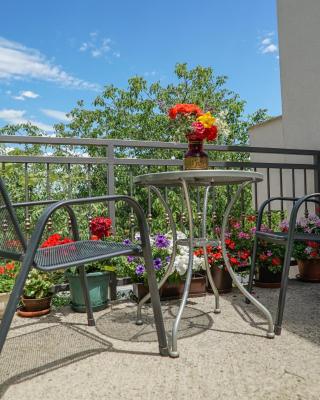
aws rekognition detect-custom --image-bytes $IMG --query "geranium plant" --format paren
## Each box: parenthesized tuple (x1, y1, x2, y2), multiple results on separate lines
(0, 261, 19, 293)
(90, 216, 112, 239)
(168, 103, 218, 142)
(280, 214, 320, 260)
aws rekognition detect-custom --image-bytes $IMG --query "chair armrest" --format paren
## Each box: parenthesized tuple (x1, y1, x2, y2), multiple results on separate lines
(22, 195, 151, 268)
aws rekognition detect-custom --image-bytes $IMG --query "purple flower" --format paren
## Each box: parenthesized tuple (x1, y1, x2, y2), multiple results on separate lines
(233, 222, 241, 229)
(123, 238, 132, 245)
(251, 227, 257, 234)
(155, 234, 170, 249)
(316, 220, 320, 228)
(153, 258, 162, 270)
(127, 255, 135, 263)
(165, 256, 171, 263)
(135, 264, 145, 276)
(266, 250, 273, 257)
(215, 227, 221, 235)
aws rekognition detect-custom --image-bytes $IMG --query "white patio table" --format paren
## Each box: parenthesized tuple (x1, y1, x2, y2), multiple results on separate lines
(134, 170, 274, 357)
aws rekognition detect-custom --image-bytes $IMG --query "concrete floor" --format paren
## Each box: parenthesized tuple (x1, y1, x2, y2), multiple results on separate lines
(0, 271, 319, 400)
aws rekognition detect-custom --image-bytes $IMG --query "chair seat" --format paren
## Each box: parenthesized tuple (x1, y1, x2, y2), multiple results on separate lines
(34, 240, 142, 271)
(256, 231, 320, 244)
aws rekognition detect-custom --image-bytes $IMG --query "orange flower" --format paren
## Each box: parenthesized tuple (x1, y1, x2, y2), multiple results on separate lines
(0, 266, 5, 274)
(168, 103, 203, 119)
(5, 262, 15, 271)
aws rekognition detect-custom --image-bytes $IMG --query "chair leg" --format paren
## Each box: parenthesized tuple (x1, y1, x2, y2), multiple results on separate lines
(0, 263, 31, 353)
(274, 249, 292, 336)
(245, 236, 258, 304)
(144, 253, 168, 356)
(78, 265, 95, 326)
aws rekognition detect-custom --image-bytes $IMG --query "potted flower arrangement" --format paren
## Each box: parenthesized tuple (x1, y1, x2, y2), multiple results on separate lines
(168, 103, 219, 170)
(18, 269, 53, 317)
(0, 261, 19, 319)
(254, 244, 284, 288)
(283, 214, 320, 282)
(66, 216, 113, 312)
(124, 232, 206, 301)
(200, 218, 254, 293)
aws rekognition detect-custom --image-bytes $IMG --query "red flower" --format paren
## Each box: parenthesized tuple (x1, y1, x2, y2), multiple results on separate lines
(90, 235, 99, 241)
(247, 215, 256, 222)
(238, 250, 250, 260)
(205, 125, 218, 141)
(90, 217, 112, 239)
(168, 103, 203, 119)
(310, 251, 318, 258)
(225, 238, 235, 250)
(229, 257, 239, 265)
(5, 262, 15, 271)
(259, 253, 268, 262)
(41, 234, 74, 248)
(271, 257, 282, 266)
(213, 252, 223, 260)
(307, 241, 319, 249)
(0, 266, 5, 274)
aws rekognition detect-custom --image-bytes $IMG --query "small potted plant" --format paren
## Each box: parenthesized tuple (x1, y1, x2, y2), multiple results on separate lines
(204, 218, 253, 293)
(255, 244, 284, 288)
(124, 231, 206, 301)
(66, 216, 112, 312)
(0, 261, 19, 319)
(287, 214, 320, 282)
(18, 269, 53, 317)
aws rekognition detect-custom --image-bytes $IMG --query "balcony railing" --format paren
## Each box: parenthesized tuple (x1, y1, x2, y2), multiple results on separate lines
(0, 135, 319, 235)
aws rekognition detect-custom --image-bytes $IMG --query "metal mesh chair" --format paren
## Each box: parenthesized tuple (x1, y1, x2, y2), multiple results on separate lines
(247, 194, 320, 335)
(0, 178, 168, 356)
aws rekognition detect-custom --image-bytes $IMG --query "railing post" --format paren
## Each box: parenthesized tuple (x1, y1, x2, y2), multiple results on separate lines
(107, 144, 116, 232)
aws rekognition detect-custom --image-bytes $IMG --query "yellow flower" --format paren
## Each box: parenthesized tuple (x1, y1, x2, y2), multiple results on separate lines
(196, 112, 216, 128)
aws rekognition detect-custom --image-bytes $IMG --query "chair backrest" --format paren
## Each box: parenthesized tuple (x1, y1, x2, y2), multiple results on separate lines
(0, 178, 26, 260)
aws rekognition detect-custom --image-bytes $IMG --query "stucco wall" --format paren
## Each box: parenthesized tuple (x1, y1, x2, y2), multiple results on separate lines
(278, 0, 320, 150)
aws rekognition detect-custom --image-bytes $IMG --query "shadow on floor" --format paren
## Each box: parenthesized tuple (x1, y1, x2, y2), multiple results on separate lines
(226, 277, 320, 346)
(0, 318, 161, 398)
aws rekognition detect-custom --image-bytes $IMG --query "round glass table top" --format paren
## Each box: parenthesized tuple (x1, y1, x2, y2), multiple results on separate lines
(134, 169, 264, 187)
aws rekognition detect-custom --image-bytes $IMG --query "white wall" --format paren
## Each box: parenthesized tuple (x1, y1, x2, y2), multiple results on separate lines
(278, 0, 320, 150)
(248, 0, 320, 216)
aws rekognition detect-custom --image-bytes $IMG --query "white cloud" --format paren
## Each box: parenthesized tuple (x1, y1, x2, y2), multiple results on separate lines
(262, 43, 278, 54)
(79, 33, 118, 59)
(261, 38, 271, 45)
(41, 108, 71, 122)
(0, 37, 99, 90)
(12, 90, 39, 101)
(0, 108, 53, 132)
(259, 33, 278, 56)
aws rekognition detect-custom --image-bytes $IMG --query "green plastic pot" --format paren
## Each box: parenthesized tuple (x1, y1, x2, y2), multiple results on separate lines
(66, 271, 109, 312)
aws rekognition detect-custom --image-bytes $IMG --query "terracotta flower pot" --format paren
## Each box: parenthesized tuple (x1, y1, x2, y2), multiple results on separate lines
(206, 266, 233, 294)
(297, 259, 320, 282)
(17, 296, 52, 318)
(0, 292, 10, 319)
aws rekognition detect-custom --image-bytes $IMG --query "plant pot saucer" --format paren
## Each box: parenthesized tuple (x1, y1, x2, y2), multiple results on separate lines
(16, 307, 51, 318)
(296, 274, 320, 283)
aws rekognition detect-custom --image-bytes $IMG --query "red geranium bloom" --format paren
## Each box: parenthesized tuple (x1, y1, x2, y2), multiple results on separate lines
(0, 266, 5, 274)
(271, 257, 282, 266)
(259, 253, 268, 262)
(90, 217, 112, 239)
(307, 241, 319, 248)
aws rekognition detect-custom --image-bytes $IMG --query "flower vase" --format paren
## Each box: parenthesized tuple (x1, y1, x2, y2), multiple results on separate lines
(183, 140, 208, 170)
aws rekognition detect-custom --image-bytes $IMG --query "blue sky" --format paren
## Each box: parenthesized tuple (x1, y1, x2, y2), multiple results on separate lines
(0, 0, 280, 134)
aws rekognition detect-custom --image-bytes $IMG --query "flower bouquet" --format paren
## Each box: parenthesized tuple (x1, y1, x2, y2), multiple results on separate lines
(168, 103, 219, 170)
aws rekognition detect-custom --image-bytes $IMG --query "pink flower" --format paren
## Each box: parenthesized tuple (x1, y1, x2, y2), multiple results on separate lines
(191, 121, 206, 140)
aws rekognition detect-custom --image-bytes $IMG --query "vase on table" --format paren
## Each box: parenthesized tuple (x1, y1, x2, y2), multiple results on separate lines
(183, 140, 208, 170)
